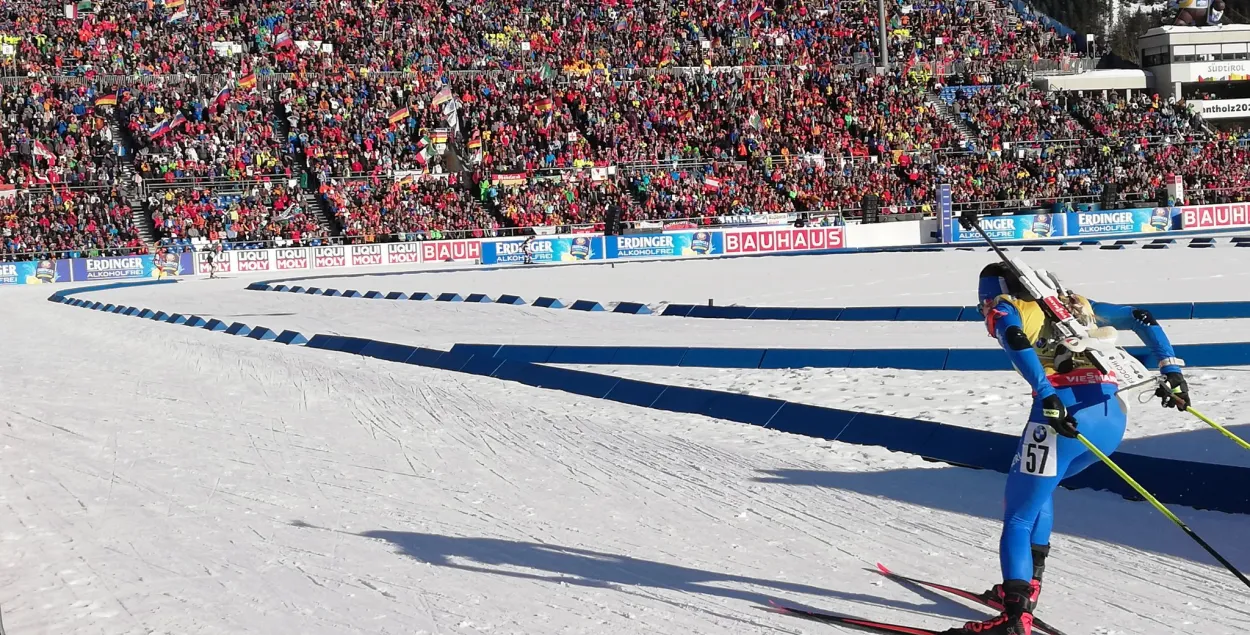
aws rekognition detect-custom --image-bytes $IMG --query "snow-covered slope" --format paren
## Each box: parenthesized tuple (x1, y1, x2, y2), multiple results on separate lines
(1, 248, 1248, 634)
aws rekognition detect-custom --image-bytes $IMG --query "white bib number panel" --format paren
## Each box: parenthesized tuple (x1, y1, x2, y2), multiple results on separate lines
(1019, 422, 1059, 477)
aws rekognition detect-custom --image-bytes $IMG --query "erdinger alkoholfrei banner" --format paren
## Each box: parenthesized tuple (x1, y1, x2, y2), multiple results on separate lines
(68, 253, 194, 282)
(1067, 207, 1176, 236)
(947, 212, 1069, 243)
(0, 258, 73, 285)
(481, 236, 604, 265)
(606, 231, 720, 259)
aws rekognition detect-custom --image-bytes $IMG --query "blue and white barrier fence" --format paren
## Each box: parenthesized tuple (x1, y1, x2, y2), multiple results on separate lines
(48, 283, 1250, 516)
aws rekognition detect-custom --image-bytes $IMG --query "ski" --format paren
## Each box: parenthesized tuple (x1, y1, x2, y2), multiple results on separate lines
(875, 564, 1068, 635)
(767, 600, 947, 634)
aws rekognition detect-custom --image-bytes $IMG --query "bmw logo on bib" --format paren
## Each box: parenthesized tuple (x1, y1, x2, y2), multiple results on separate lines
(1033, 425, 1048, 443)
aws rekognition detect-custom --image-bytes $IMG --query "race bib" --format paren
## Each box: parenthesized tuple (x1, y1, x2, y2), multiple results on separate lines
(1018, 422, 1059, 477)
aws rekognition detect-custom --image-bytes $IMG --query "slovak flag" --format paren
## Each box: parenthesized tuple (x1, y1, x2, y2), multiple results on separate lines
(169, 112, 188, 130)
(274, 30, 293, 49)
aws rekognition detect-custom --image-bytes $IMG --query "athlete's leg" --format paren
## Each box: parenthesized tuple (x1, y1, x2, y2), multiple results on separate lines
(1000, 435, 1072, 582)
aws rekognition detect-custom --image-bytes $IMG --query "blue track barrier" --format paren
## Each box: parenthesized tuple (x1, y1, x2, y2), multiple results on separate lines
(463, 343, 1250, 369)
(46, 288, 1250, 515)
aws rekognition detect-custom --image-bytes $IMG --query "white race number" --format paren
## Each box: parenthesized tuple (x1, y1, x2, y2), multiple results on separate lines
(1018, 422, 1059, 477)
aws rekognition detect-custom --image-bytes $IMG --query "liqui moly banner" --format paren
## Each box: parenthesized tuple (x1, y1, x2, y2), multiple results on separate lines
(196, 251, 229, 275)
(233, 250, 273, 272)
(722, 226, 844, 254)
(386, 242, 422, 264)
(1180, 203, 1250, 230)
(312, 246, 347, 268)
(349, 244, 385, 266)
(273, 247, 310, 271)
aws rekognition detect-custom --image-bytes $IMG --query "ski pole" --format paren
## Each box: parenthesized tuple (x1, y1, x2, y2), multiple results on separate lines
(1075, 433, 1250, 591)
(1186, 406, 1250, 452)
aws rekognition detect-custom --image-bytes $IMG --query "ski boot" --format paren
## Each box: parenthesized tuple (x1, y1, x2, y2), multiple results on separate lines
(978, 544, 1047, 611)
(946, 579, 1037, 635)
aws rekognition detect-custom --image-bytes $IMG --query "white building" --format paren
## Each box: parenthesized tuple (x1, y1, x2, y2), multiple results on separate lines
(1139, 24, 1250, 119)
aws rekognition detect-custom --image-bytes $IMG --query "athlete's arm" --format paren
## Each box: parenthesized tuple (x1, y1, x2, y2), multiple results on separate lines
(986, 300, 1056, 398)
(1089, 301, 1183, 373)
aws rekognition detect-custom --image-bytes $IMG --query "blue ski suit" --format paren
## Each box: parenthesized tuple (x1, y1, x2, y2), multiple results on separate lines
(984, 294, 1182, 582)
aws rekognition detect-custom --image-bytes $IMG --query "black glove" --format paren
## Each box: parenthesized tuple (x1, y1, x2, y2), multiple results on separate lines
(1041, 394, 1079, 438)
(1156, 372, 1190, 411)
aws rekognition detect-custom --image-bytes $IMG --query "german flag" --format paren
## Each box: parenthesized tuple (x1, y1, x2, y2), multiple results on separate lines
(238, 74, 257, 90)
(388, 107, 410, 124)
(467, 130, 482, 150)
(94, 93, 118, 107)
(430, 129, 449, 144)
(533, 97, 553, 113)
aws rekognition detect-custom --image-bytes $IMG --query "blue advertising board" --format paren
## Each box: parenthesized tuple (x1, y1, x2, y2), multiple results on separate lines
(938, 184, 953, 243)
(606, 231, 722, 259)
(0, 258, 73, 285)
(68, 253, 195, 282)
(481, 236, 604, 265)
(1067, 207, 1177, 236)
(949, 212, 1068, 243)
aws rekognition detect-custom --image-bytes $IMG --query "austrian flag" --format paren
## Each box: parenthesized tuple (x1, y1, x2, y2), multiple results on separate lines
(703, 176, 721, 191)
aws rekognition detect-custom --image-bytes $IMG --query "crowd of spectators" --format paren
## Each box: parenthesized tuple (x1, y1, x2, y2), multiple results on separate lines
(1, 187, 141, 258)
(144, 182, 324, 246)
(321, 176, 497, 241)
(5, 0, 1250, 261)
(951, 84, 1089, 148)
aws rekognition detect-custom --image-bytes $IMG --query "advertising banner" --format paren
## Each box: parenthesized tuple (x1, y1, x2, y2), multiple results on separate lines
(272, 247, 310, 271)
(422, 239, 482, 263)
(482, 236, 603, 265)
(1180, 203, 1250, 230)
(722, 226, 844, 254)
(1189, 98, 1250, 120)
(196, 250, 228, 275)
(1067, 208, 1175, 236)
(348, 244, 385, 267)
(312, 245, 347, 269)
(937, 184, 953, 243)
(385, 242, 422, 265)
(71, 255, 164, 281)
(606, 231, 720, 259)
(948, 213, 1067, 243)
(0, 258, 72, 285)
(233, 250, 273, 272)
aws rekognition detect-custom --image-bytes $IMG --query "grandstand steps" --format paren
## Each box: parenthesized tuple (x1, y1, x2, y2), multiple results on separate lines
(926, 95, 977, 147)
(107, 115, 157, 244)
(303, 191, 336, 235)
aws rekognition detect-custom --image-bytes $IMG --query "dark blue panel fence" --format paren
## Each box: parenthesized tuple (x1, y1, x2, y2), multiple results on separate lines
(452, 343, 1250, 370)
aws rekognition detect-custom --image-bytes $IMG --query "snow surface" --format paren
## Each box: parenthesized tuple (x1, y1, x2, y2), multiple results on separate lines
(2, 248, 1249, 634)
